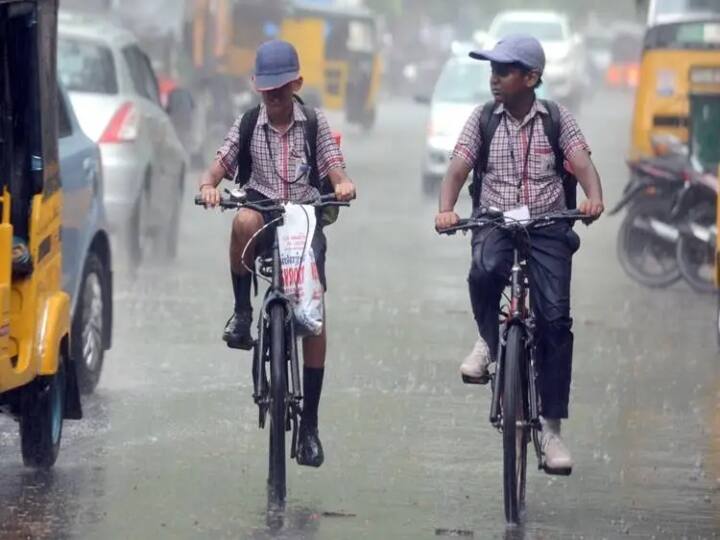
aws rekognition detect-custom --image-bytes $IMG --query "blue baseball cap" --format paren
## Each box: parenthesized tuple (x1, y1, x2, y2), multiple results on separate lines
(254, 40, 301, 91)
(470, 34, 546, 74)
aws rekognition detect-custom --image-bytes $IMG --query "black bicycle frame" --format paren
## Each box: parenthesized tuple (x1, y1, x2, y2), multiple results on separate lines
(252, 225, 304, 458)
(488, 236, 545, 469)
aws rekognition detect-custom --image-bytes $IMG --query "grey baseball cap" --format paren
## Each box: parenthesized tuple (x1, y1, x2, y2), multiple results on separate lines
(470, 34, 546, 73)
(254, 40, 300, 91)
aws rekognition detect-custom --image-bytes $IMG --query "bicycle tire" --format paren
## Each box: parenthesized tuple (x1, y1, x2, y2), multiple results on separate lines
(502, 325, 528, 524)
(268, 303, 287, 503)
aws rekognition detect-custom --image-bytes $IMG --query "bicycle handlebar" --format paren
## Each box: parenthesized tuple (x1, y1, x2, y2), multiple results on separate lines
(437, 209, 592, 236)
(194, 192, 351, 212)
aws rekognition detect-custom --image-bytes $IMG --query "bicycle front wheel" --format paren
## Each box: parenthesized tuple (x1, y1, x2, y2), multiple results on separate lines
(502, 324, 528, 524)
(268, 303, 288, 504)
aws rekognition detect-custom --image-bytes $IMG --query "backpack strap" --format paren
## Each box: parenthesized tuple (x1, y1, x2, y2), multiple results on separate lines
(300, 103, 324, 192)
(470, 100, 502, 209)
(233, 104, 261, 186)
(539, 99, 562, 174)
(539, 99, 577, 210)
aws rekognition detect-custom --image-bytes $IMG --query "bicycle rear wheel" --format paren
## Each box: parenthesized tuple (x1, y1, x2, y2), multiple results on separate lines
(268, 303, 287, 503)
(502, 325, 528, 524)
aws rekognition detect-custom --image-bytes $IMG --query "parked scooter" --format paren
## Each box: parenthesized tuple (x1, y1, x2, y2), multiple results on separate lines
(610, 135, 717, 291)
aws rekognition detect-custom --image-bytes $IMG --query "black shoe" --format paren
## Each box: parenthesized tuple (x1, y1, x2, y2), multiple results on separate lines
(296, 425, 324, 468)
(222, 311, 254, 350)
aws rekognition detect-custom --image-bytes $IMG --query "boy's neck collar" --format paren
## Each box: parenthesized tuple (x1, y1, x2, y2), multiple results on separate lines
(504, 93, 536, 122)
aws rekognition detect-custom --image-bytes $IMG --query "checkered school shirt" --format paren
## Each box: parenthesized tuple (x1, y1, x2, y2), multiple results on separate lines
(453, 100, 590, 216)
(216, 102, 346, 201)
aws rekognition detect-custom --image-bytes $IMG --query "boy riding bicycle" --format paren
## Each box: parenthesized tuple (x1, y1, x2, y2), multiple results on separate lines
(198, 40, 356, 468)
(435, 35, 604, 472)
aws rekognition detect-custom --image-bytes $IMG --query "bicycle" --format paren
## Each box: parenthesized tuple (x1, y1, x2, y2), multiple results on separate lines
(438, 208, 591, 524)
(195, 190, 349, 504)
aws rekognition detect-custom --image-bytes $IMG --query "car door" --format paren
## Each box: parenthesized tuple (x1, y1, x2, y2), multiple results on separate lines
(59, 86, 102, 304)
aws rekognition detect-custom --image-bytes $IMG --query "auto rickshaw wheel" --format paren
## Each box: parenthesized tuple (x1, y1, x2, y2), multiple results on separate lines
(73, 252, 108, 394)
(716, 293, 720, 349)
(20, 356, 66, 468)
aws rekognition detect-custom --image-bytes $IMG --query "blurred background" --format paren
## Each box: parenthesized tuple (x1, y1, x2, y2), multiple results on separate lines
(1, 0, 719, 538)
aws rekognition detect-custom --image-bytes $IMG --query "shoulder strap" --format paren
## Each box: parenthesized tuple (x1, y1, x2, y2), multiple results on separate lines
(539, 99, 562, 172)
(233, 105, 261, 185)
(477, 100, 502, 175)
(471, 100, 502, 208)
(540, 99, 578, 209)
(300, 103, 323, 190)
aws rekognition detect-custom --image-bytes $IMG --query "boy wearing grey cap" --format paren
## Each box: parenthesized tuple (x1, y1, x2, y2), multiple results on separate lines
(435, 35, 604, 473)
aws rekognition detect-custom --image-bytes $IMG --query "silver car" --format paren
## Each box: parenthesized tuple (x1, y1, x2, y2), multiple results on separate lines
(58, 11, 188, 264)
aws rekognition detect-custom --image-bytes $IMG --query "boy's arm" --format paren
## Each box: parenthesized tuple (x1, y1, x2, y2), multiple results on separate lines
(316, 110, 355, 201)
(327, 167, 356, 201)
(198, 114, 243, 207)
(436, 105, 483, 230)
(436, 158, 473, 229)
(568, 150, 604, 218)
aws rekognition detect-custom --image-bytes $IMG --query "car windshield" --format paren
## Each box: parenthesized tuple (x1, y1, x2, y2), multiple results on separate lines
(494, 20, 566, 42)
(433, 60, 492, 104)
(646, 20, 720, 50)
(58, 38, 118, 94)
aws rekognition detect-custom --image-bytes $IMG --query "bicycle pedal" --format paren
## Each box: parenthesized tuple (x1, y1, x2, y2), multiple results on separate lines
(461, 373, 490, 385)
(542, 465, 572, 477)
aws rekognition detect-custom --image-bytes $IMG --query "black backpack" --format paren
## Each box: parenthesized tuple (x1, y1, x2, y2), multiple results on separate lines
(232, 97, 338, 226)
(470, 99, 577, 210)
(233, 98, 330, 193)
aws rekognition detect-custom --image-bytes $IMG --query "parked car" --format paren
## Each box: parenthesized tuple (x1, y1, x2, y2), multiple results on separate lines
(420, 55, 548, 195)
(59, 83, 113, 394)
(58, 11, 188, 265)
(486, 10, 587, 111)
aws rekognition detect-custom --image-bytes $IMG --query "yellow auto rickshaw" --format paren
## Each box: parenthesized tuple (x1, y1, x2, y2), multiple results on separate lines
(0, 0, 82, 467)
(281, 2, 382, 129)
(631, 15, 720, 160)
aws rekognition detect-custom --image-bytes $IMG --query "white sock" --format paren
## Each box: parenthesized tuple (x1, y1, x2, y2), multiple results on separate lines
(542, 417, 561, 436)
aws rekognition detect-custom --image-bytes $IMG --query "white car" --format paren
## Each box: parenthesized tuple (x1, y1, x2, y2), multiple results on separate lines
(58, 11, 188, 264)
(486, 10, 587, 111)
(421, 55, 548, 195)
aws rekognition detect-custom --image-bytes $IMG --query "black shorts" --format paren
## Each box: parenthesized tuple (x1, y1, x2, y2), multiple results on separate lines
(246, 189, 328, 291)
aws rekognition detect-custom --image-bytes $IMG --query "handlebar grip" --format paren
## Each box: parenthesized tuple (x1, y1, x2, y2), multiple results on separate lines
(194, 195, 205, 206)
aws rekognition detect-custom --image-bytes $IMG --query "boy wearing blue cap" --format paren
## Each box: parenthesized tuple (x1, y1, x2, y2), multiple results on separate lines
(198, 40, 356, 468)
(435, 35, 604, 473)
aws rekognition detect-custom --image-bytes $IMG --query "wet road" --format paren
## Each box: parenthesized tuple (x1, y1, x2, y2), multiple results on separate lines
(1, 91, 719, 539)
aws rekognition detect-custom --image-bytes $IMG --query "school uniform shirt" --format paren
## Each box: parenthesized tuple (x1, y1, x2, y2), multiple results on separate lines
(216, 102, 345, 201)
(453, 100, 590, 216)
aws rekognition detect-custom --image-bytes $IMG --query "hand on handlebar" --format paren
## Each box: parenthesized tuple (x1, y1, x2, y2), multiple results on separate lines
(435, 211, 460, 231)
(334, 180, 356, 202)
(199, 184, 221, 208)
(577, 198, 604, 221)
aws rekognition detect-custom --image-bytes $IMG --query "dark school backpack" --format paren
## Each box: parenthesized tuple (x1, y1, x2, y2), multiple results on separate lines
(232, 96, 339, 225)
(469, 99, 578, 210)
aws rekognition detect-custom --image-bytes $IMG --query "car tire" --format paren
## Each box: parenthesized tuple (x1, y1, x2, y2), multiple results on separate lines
(128, 177, 151, 266)
(161, 172, 184, 261)
(72, 251, 109, 394)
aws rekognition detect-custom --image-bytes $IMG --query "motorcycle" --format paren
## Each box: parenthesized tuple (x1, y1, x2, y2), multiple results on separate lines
(610, 135, 717, 291)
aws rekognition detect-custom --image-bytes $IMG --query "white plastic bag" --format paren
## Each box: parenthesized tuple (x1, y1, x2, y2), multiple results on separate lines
(277, 203, 324, 336)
